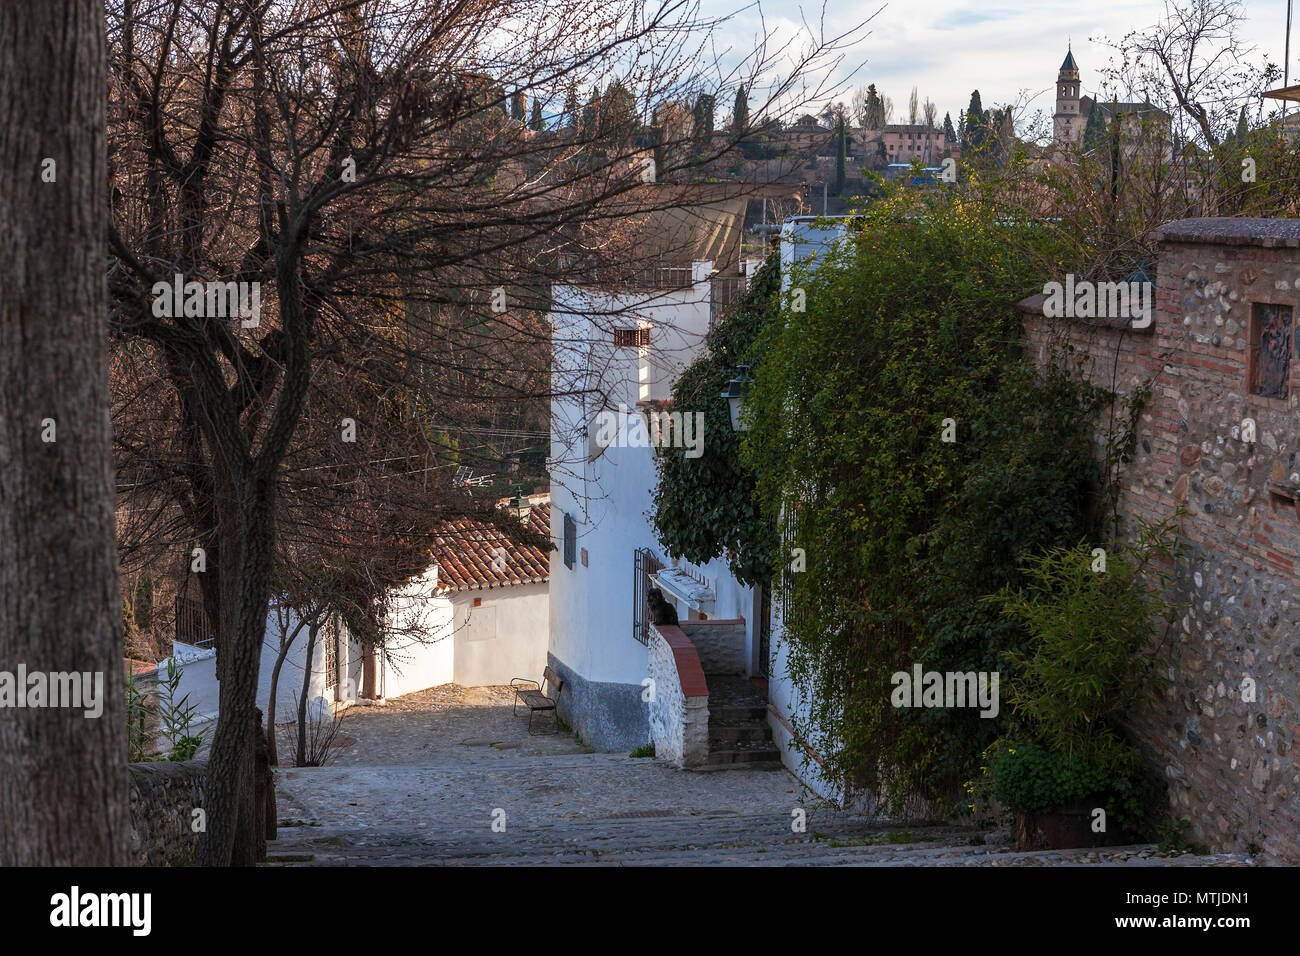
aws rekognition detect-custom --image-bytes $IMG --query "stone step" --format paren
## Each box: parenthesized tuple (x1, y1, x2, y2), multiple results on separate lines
(709, 703, 768, 723)
(708, 722, 773, 747)
(704, 743, 783, 766)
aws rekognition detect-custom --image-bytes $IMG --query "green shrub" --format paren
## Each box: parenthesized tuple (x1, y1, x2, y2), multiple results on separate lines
(629, 743, 655, 758)
(994, 520, 1177, 767)
(982, 738, 1151, 836)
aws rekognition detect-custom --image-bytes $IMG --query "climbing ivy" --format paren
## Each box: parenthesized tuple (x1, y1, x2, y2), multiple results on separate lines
(739, 194, 1114, 813)
(651, 254, 781, 586)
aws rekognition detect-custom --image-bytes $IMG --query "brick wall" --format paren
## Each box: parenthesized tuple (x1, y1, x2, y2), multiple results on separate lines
(1019, 218, 1300, 863)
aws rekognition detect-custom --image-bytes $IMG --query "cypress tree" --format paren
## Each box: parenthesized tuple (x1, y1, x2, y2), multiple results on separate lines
(563, 85, 579, 127)
(834, 114, 847, 194)
(965, 90, 985, 150)
(1081, 102, 1107, 153)
(733, 84, 749, 129)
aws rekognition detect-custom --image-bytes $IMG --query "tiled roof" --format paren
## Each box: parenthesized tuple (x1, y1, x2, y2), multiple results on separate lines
(431, 496, 552, 592)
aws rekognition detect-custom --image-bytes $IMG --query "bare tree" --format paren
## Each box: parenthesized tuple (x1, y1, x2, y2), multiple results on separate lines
(908, 86, 919, 126)
(1107, 0, 1269, 150)
(0, 0, 130, 865)
(104, 0, 863, 865)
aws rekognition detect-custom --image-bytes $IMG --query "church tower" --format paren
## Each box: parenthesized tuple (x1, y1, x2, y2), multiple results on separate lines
(1054, 47, 1082, 144)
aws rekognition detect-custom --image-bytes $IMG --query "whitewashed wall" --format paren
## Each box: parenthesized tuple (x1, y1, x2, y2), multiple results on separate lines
(169, 569, 547, 743)
(548, 265, 767, 750)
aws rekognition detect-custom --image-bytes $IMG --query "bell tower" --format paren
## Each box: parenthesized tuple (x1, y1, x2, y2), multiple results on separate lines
(1054, 46, 1082, 144)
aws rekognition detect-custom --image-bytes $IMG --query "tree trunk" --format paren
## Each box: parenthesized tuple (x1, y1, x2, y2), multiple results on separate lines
(195, 490, 277, 866)
(296, 619, 321, 768)
(265, 641, 288, 767)
(0, 0, 130, 865)
(265, 614, 307, 766)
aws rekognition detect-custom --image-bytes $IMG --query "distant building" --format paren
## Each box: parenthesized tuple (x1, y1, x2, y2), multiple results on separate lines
(1053, 46, 1171, 152)
(782, 114, 834, 153)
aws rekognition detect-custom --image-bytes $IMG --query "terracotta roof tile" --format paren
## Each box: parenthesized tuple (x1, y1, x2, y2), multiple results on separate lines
(432, 498, 551, 593)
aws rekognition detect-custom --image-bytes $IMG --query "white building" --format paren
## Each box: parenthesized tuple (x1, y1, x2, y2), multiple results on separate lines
(164, 496, 551, 757)
(547, 261, 747, 750)
(546, 215, 855, 798)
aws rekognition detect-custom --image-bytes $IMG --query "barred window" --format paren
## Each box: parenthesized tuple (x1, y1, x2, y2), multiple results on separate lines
(613, 327, 651, 348)
(324, 616, 339, 690)
(633, 548, 665, 645)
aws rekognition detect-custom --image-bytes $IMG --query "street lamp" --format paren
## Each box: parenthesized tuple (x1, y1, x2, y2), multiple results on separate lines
(721, 365, 752, 432)
(510, 494, 532, 523)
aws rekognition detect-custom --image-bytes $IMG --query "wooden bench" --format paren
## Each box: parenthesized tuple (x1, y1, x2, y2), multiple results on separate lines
(510, 666, 564, 735)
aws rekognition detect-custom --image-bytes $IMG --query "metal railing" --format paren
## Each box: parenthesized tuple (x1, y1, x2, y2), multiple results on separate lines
(174, 595, 215, 649)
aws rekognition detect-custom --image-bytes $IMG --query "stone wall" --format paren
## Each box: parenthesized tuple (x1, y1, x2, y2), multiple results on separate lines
(1019, 218, 1300, 863)
(547, 653, 649, 752)
(647, 624, 710, 767)
(679, 619, 747, 675)
(128, 760, 206, 866)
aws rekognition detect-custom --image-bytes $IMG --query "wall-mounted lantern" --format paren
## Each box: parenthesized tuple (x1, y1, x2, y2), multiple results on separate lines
(721, 365, 752, 432)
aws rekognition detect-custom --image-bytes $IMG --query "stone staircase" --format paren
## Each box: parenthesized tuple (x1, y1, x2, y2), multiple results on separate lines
(703, 675, 782, 767)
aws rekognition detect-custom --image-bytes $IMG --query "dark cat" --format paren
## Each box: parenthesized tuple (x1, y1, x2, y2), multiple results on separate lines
(647, 587, 679, 626)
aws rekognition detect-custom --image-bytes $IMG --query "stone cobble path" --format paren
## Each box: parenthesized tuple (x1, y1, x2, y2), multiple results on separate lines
(269, 684, 1256, 867)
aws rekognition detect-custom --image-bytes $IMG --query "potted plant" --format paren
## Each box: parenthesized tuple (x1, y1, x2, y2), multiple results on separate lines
(978, 522, 1176, 849)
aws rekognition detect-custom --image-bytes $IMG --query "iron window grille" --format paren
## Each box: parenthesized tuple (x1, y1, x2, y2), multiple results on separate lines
(324, 616, 339, 690)
(633, 547, 666, 645)
(613, 327, 651, 348)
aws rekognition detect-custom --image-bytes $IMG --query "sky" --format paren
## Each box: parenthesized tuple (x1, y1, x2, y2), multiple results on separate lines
(695, 0, 1296, 128)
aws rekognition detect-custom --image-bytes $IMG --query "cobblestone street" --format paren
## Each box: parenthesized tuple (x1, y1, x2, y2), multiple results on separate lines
(268, 686, 1257, 867)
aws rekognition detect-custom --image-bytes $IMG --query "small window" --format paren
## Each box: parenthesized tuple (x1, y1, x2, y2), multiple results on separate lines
(1250, 303, 1293, 400)
(633, 547, 665, 644)
(563, 513, 576, 569)
(324, 616, 339, 690)
(613, 327, 650, 348)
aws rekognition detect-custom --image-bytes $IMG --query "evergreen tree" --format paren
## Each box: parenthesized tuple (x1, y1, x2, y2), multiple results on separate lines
(1081, 102, 1108, 153)
(733, 84, 749, 129)
(1235, 105, 1248, 142)
(529, 99, 545, 131)
(602, 78, 639, 136)
(581, 85, 600, 131)
(834, 113, 847, 194)
(693, 92, 716, 137)
(511, 89, 526, 122)
(562, 85, 579, 127)
(965, 89, 985, 150)
(863, 84, 885, 129)
(942, 111, 956, 151)
(957, 110, 966, 148)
